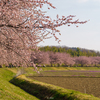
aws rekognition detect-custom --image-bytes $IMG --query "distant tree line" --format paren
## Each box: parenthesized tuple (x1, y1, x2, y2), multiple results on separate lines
(31, 51, 100, 67)
(39, 46, 100, 57)
(1, 49, 100, 68)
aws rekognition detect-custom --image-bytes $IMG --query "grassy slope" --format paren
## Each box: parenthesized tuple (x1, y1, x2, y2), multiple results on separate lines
(0, 68, 39, 100)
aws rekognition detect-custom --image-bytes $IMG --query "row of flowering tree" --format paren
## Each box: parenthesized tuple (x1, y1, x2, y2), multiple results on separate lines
(1, 50, 100, 67)
(31, 51, 100, 67)
(0, 0, 87, 70)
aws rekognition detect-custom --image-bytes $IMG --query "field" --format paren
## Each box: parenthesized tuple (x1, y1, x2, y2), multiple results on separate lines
(1, 66, 100, 99)
(27, 67, 100, 98)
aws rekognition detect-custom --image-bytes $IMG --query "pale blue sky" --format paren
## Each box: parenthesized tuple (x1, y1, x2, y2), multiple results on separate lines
(38, 0, 100, 51)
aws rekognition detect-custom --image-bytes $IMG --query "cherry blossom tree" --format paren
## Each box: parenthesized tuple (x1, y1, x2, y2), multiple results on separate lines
(74, 56, 91, 67)
(61, 53, 75, 66)
(47, 52, 74, 67)
(31, 51, 50, 65)
(90, 57, 100, 67)
(48, 52, 58, 66)
(0, 0, 87, 68)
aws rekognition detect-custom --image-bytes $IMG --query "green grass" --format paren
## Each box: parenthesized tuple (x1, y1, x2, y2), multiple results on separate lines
(0, 68, 39, 100)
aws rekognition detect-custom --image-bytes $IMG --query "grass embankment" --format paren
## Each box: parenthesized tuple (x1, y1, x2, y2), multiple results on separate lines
(10, 74, 100, 100)
(5, 67, 100, 100)
(0, 68, 39, 100)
